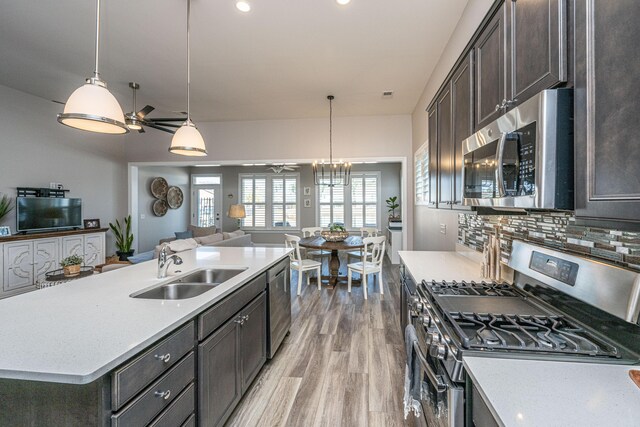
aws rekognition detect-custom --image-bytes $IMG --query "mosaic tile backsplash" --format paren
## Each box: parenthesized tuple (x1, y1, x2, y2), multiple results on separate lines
(458, 212, 640, 272)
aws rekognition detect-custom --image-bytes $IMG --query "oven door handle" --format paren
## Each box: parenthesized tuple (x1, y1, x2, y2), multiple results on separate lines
(412, 341, 447, 393)
(495, 132, 507, 198)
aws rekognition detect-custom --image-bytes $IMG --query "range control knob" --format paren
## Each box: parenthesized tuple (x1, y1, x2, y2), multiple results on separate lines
(420, 315, 431, 327)
(426, 332, 441, 346)
(410, 296, 423, 312)
(430, 343, 448, 360)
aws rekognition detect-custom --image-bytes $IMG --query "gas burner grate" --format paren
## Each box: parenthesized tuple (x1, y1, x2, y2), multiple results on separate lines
(446, 312, 620, 358)
(423, 280, 519, 297)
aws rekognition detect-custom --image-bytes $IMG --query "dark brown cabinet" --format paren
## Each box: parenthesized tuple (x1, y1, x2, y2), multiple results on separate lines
(506, 0, 567, 106)
(437, 86, 453, 207)
(574, 0, 640, 227)
(427, 104, 438, 208)
(240, 293, 267, 394)
(474, 3, 506, 130)
(451, 52, 474, 208)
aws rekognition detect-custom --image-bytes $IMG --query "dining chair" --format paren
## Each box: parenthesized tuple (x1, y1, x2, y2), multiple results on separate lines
(346, 227, 380, 262)
(347, 235, 386, 300)
(285, 234, 322, 296)
(301, 226, 330, 264)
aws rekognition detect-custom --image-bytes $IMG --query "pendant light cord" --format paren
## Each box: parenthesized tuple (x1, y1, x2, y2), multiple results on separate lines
(94, 0, 101, 77)
(186, 0, 191, 122)
(329, 97, 333, 165)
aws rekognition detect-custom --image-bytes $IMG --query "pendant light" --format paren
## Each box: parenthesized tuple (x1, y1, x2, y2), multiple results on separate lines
(169, 0, 208, 156)
(313, 96, 352, 187)
(57, 0, 128, 134)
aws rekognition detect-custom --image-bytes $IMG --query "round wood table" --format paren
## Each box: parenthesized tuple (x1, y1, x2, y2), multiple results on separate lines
(299, 235, 364, 286)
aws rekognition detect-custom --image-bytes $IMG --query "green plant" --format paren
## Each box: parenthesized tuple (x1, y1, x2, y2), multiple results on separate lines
(386, 196, 400, 218)
(109, 215, 134, 253)
(329, 223, 346, 232)
(0, 194, 13, 223)
(60, 254, 84, 267)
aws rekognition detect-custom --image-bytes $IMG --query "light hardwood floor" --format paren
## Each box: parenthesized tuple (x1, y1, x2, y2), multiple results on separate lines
(226, 255, 409, 427)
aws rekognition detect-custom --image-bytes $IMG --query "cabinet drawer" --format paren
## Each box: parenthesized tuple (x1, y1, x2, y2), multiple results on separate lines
(112, 352, 195, 427)
(112, 321, 195, 410)
(149, 382, 196, 427)
(198, 274, 266, 340)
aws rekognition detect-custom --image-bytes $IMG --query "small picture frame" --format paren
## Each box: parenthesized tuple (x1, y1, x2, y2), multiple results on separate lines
(83, 219, 101, 229)
(303, 187, 311, 196)
(304, 199, 311, 208)
(0, 226, 11, 237)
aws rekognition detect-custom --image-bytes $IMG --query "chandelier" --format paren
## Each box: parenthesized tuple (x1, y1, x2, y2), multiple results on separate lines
(313, 95, 352, 187)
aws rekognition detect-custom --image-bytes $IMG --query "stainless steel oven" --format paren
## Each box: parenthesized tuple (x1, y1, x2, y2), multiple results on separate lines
(462, 89, 573, 209)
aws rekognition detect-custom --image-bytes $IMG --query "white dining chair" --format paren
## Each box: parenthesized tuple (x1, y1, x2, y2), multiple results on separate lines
(301, 226, 330, 264)
(285, 234, 322, 296)
(346, 227, 380, 262)
(347, 235, 386, 300)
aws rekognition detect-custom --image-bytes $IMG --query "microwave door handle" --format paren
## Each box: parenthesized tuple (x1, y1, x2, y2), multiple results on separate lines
(412, 341, 447, 393)
(495, 132, 507, 197)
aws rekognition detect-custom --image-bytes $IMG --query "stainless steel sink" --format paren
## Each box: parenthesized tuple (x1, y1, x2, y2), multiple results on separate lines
(131, 268, 247, 300)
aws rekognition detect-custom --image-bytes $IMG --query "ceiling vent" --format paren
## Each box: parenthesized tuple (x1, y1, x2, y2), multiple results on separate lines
(382, 91, 394, 98)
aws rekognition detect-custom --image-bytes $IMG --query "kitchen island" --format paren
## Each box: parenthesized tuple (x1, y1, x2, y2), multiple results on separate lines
(0, 246, 291, 426)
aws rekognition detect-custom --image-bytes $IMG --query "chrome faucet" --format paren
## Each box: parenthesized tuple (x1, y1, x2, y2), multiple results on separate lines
(158, 245, 183, 279)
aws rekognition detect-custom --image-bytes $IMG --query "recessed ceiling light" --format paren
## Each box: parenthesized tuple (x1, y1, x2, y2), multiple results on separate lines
(336, 0, 351, 5)
(236, 1, 251, 12)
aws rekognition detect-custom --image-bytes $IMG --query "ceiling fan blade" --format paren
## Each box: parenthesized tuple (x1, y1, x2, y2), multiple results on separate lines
(149, 122, 181, 128)
(137, 127, 145, 134)
(146, 117, 187, 123)
(136, 105, 155, 119)
(143, 122, 176, 134)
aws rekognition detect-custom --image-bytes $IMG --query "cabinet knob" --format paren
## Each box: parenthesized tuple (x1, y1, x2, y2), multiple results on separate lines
(154, 353, 171, 363)
(154, 390, 171, 400)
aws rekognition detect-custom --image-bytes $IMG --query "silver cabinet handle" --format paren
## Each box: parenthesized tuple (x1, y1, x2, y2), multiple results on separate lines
(154, 353, 171, 363)
(154, 390, 171, 400)
(234, 315, 250, 326)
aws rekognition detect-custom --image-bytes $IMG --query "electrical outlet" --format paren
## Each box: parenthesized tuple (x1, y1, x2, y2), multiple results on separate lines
(440, 224, 447, 235)
(140, 214, 146, 220)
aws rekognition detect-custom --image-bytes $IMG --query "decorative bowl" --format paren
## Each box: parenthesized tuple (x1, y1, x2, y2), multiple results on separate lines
(321, 230, 349, 242)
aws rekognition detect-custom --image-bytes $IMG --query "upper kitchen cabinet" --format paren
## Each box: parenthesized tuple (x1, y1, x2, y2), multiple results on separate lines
(574, 0, 640, 227)
(451, 52, 474, 209)
(506, 0, 567, 106)
(427, 104, 439, 208)
(474, 3, 507, 130)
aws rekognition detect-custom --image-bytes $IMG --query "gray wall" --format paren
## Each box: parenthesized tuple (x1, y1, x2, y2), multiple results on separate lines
(137, 166, 191, 252)
(411, 1, 494, 251)
(0, 84, 128, 254)
(188, 163, 401, 245)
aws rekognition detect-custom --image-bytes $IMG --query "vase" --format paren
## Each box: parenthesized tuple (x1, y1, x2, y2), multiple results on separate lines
(63, 264, 81, 277)
(116, 250, 135, 261)
(321, 230, 349, 242)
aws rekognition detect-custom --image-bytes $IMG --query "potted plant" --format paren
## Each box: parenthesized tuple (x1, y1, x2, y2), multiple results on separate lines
(0, 194, 13, 224)
(386, 196, 400, 221)
(321, 223, 349, 242)
(109, 215, 135, 261)
(60, 254, 84, 277)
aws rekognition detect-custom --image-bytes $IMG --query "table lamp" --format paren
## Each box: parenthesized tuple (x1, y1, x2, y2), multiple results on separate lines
(227, 204, 246, 230)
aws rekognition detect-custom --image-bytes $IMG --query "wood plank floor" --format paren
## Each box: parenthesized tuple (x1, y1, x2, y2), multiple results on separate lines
(226, 254, 408, 427)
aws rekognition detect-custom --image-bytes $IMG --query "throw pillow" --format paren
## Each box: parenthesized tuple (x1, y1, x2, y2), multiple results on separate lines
(128, 250, 155, 264)
(187, 224, 217, 238)
(175, 230, 194, 240)
(223, 230, 246, 240)
(195, 233, 224, 245)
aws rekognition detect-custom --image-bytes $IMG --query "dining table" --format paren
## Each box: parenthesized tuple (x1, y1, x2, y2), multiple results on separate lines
(298, 235, 364, 286)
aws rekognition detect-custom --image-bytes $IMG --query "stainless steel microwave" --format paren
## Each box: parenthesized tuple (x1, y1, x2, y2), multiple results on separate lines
(462, 89, 573, 209)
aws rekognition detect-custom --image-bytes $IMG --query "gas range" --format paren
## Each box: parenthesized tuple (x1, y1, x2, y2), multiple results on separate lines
(409, 242, 640, 384)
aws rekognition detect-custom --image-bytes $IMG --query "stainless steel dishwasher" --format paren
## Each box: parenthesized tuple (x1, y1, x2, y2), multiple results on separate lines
(266, 258, 291, 358)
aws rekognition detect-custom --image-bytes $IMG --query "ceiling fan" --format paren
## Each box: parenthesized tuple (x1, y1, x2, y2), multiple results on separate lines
(268, 164, 300, 174)
(124, 82, 187, 134)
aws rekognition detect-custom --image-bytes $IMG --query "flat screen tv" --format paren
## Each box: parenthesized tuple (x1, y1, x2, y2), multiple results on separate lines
(16, 197, 83, 233)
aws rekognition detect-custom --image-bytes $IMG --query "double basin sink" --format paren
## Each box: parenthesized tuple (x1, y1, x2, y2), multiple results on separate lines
(130, 268, 247, 300)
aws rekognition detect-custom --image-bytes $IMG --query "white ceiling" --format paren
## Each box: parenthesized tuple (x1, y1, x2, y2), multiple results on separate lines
(0, 0, 469, 121)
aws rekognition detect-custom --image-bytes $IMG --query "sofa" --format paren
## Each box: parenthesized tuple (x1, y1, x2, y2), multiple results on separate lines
(153, 227, 253, 259)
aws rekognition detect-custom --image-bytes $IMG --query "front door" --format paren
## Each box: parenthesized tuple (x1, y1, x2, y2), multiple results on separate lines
(191, 175, 223, 229)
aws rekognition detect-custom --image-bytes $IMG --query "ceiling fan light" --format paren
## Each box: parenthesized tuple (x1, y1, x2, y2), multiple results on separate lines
(57, 80, 128, 134)
(336, 0, 351, 5)
(169, 121, 208, 156)
(236, 1, 251, 12)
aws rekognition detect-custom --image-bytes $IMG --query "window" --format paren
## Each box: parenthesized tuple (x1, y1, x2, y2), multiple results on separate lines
(317, 172, 380, 229)
(239, 174, 299, 230)
(415, 142, 430, 205)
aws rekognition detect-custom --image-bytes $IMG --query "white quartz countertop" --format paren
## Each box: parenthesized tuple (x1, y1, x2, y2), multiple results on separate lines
(464, 356, 640, 427)
(0, 246, 289, 385)
(398, 250, 485, 283)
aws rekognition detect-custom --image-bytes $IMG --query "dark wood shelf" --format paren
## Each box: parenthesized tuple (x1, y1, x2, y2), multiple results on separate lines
(0, 228, 108, 243)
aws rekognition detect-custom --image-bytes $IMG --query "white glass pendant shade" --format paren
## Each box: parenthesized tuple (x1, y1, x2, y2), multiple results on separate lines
(58, 81, 129, 134)
(169, 120, 208, 156)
